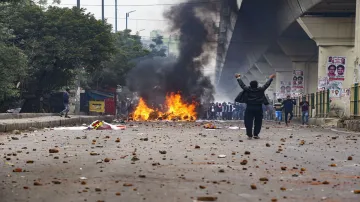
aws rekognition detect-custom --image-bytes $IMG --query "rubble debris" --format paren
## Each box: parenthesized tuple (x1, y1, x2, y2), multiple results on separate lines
(13, 168, 22, 172)
(204, 123, 216, 129)
(49, 149, 59, 153)
(240, 160, 248, 165)
(196, 196, 218, 201)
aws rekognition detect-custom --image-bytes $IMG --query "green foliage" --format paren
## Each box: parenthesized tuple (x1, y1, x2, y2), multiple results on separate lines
(0, 8, 27, 103)
(149, 35, 167, 57)
(0, 3, 116, 94)
(85, 30, 150, 89)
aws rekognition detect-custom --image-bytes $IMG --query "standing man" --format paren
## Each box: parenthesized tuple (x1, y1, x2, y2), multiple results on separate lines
(299, 98, 310, 125)
(235, 73, 275, 139)
(227, 102, 233, 120)
(222, 102, 227, 120)
(274, 98, 283, 124)
(59, 88, 71, 118)
(282, 95, 296, 126)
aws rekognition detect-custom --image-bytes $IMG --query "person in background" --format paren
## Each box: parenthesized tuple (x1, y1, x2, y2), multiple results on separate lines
(59, 88, 71, 118)
(210, 103, 216, 120)
(274, 98, 283, 124)
(239, 103, 245, 120)
(222, 102, 227, 120)
(299, 98, 310, 125)
(262, 104, 268, 120)
(215, 102, 220, 119)
(282, 95, 296, 126)
(227, 102, 233, 120)
(235, 73, 275, 139)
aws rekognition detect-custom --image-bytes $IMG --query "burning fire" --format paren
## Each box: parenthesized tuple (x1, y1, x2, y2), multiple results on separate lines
(132, 93, 197, 121)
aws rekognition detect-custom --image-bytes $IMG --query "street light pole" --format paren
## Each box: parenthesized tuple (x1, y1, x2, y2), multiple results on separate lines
(136, 29, 145, 35)
(102, 0, 105, 23)
(125, 10, 136, 30)
(115, 0, 118, 32)
(77, 0, 80, 8)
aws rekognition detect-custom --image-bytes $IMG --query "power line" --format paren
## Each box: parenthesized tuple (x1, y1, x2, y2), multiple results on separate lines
(59, 0, 221, 7)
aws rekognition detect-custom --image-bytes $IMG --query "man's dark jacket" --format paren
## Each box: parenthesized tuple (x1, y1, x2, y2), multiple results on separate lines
(235, 77, 273, 105)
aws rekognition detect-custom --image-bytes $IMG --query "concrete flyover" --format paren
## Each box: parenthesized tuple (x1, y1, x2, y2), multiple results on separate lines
(216, 0, 356, 100)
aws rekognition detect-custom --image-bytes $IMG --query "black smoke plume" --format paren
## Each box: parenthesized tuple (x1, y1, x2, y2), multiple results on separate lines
(127, 0, 219, 107)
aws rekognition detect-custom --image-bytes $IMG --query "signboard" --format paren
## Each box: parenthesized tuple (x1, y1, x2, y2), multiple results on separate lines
(327, 56, 346, 81)
(89, 101, 105, 113)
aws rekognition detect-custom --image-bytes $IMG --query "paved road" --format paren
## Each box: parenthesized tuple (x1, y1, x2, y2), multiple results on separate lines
(0, 121, 359, 202)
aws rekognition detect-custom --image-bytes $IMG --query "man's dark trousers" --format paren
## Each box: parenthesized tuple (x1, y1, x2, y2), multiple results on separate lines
(244, 104, 263, 137)
(284, 110, 293, 124)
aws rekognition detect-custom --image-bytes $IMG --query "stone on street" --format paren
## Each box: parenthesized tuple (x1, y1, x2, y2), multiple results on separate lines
(0, 121, 359, 202)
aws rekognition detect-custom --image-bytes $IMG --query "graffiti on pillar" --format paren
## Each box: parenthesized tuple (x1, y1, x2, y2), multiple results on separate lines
(327, 56, 346, 81)
(292, 70, 304, 96)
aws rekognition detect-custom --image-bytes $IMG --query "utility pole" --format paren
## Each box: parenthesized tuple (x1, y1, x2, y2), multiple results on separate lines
(102, 0, 105, 23)
(115, 0, 118, 32)
(75, 0, 81, 115)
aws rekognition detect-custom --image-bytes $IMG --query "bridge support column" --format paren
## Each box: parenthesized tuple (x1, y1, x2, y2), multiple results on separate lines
(298, 16, 356, 117)
(355, 0, 360, 83)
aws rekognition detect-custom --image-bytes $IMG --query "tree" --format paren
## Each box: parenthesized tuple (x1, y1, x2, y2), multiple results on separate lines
(0, 23, 27, 104)
(149, 35, 167, 57)
(0, 4, 116, 95)
(85, 30, 150, 89)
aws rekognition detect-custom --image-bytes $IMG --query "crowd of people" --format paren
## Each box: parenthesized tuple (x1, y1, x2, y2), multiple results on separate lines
(206, 102, 275, 121)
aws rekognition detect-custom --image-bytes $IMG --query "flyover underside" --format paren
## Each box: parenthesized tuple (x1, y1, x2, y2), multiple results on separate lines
(216, 0, 323, 99)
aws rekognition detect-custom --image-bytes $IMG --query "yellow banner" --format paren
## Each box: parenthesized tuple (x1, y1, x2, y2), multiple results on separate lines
(89, 101, 105, 113)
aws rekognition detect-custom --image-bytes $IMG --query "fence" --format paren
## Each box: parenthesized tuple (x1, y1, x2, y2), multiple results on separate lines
(350, 83, 360, 118)
(293, 90, 330, 118)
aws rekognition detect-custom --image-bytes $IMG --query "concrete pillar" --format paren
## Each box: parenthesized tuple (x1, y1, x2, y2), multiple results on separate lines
(298, 16, 355, 117)
(355, 0, 360, 83)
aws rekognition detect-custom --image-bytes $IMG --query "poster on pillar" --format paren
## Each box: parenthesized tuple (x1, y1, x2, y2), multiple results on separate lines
(327, 56, 346, 81)
(292, 70, 304, 96)
(328, 81, 342, 98)
(318, 77, 329, 91)
(278, 81, 292, 98)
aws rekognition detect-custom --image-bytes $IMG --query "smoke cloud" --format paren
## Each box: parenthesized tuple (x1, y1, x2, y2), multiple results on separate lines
(126, 0, 219, 106)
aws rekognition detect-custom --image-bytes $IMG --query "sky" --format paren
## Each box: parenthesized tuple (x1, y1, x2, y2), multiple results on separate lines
(57, 0, 185, 37)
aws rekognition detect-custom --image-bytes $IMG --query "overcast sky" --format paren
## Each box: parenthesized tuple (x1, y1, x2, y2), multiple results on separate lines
(57, 0, 186, 37)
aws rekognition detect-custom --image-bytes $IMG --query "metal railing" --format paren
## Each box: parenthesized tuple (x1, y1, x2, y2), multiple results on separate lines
(293, 90, 330, 118)
(350, 83, 360, 118)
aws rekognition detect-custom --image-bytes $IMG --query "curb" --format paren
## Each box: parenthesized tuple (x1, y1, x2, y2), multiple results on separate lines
(0, 116, 114, 132)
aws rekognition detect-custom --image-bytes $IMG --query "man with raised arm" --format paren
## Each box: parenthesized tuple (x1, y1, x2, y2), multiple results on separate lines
(235, 73, 276, 139)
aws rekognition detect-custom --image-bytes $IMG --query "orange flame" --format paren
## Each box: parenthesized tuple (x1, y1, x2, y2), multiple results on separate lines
(132, 93, 197, 121)
(132, 98, 154, 121)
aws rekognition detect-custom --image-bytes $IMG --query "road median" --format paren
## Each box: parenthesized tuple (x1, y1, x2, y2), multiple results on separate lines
(0, 115, 114, 132)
